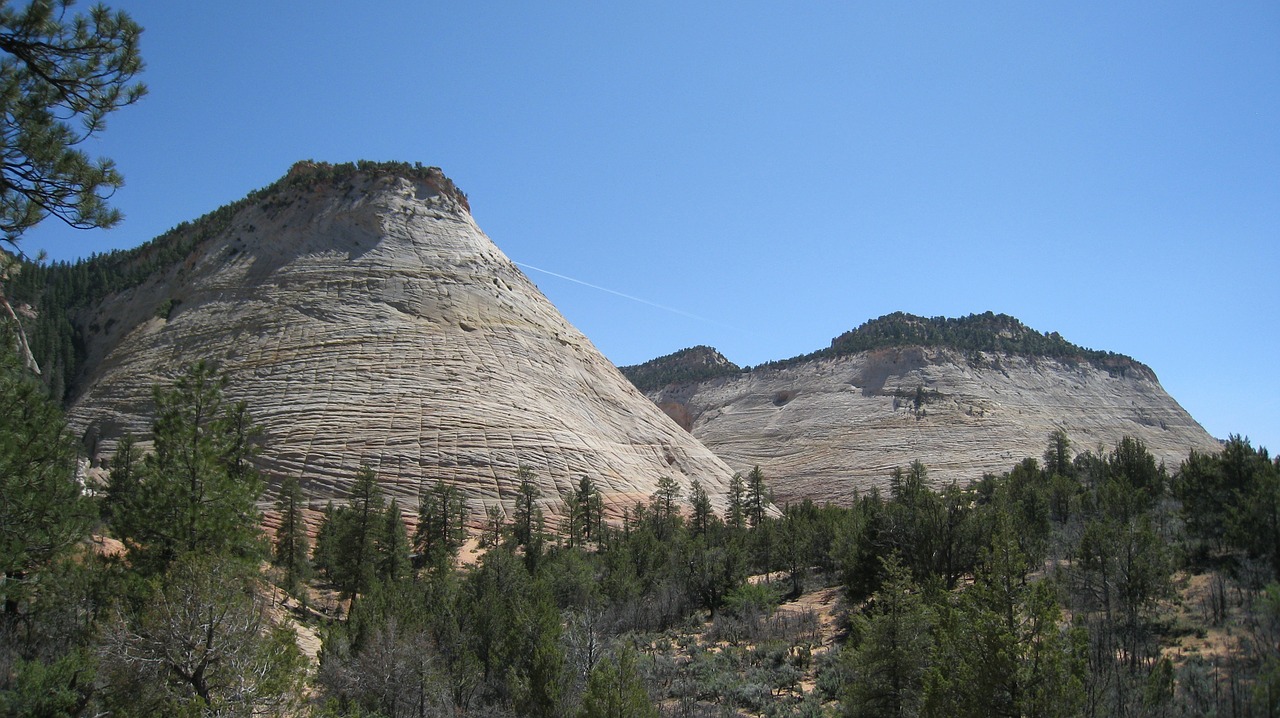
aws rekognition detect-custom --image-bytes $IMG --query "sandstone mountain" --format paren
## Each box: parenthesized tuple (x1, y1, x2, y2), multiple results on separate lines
(59, 162, 735, 519)
(624, 312, 1221, 505)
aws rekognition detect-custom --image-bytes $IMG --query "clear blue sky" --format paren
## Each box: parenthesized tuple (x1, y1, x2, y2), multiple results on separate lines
(22, 2, 1280, 454)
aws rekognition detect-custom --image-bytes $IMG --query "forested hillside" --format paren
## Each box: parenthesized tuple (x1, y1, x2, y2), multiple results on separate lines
(3, 330, 1278, 716)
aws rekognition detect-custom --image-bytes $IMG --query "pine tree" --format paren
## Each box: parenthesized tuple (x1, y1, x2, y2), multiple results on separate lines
(727, 472, 746, 530)
(1043, 429, 1074, 479)
(746, 465, 768, 528)
(565, 475, 604, 548)
(0, 0, 146, 248)
(577, 647, 657, 718)
(0, 332, 93, 615)
(330, 465, 384, 600)
(844, 557, 934, 718)
(110, 361, 265, 576)
(649, 476, 681, 538)
(374, 499, 411, 585)
(415, 478, 469, 567)
(312, 500, 338, 581)
(688, 479, 714, 537)
(510, 465, 542, 550)
(273, 476, 311, 591)
(101, 432, 140, 525)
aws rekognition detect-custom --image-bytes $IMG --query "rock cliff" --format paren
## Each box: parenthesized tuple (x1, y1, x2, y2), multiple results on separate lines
(631, 315, 1220, 505)
(65, 162, 735, 519)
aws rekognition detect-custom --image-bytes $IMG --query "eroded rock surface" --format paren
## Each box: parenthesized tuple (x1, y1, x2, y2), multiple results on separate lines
(645, 345, 1220, 504)
(67, 166, 734, 519)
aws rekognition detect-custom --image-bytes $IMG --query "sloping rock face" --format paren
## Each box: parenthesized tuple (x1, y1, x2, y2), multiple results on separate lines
(644, 344, 1220, 505)
(66, 164, 734, 518)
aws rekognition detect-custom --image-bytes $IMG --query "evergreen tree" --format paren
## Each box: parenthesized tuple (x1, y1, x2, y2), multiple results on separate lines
(844, 557, 934, 718)
(687, 479, 714, 538)
(886, 461, 946, 584)
(649, 476, 681, 538)
(1043, 428, 1074, 479)
(311, 500, 338, 581)
(934, 510, 1086, 717)
(415, 478, 469, 568)
(510, 465, 542, 550)
(564, 475, 602, 548)
(842, 489, 890, 602)
(577, 648, 657, 718)
(0, 0, 146, 248)
(109, 361, 265, 576)
(481, 503, 505, 549)
(0, 332, 93, 615)
(374, 499, 411, 585)
(101, 432, 140, 526)
(727, 472, 746, 531)
(329, 465, 384, 601)
(746, 465, 769, 527)
(273, 476, 311, 591)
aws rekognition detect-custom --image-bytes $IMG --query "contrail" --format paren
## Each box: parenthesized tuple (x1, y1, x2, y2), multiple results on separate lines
(513, 260, 716, 324)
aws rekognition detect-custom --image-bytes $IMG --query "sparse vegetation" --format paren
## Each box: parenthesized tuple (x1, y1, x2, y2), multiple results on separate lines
(2, 325, 1278, 715)
(623, 312, 1151, 394)
(621, 345, 743, 393)
(4, 160, 467, 402)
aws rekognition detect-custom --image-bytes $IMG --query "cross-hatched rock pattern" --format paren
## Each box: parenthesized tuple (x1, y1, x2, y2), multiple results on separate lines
(646, 345, 1220, 505)
(66, 167, 735, 519)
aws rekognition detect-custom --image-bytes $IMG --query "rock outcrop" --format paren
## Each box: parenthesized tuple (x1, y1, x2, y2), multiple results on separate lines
(65, 163, 735, 519)
(632, 315, 1220, 505)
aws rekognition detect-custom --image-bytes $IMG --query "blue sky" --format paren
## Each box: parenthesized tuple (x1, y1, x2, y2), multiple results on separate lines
(22, 2, 1280, 453)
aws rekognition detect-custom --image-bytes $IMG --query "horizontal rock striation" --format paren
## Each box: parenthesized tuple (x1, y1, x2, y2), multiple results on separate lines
(67, 164, 734, 520)
(644, 343, 1220, 505)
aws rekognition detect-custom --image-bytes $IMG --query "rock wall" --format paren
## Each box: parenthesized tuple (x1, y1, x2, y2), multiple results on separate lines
(67, 168, 734, 520)
(648, 345, 1220, 504)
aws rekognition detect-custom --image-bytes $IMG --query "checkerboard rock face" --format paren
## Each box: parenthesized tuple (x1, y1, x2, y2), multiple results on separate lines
(642, 345, 1221, 506)
(67, 167, 735, 521)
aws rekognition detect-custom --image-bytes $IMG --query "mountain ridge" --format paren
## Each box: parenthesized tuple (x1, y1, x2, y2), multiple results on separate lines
(627, 315, 1217, 503)
(53, 162, 736, 519)
(621, 311, 1152, 392)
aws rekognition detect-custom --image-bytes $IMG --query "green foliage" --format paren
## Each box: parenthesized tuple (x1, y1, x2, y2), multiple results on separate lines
(723, 581, 780, 620)
(105, 361, 265, 575)
(316, 465, 410, 601)
(746, 465, 769, 528)
(743, 311, 1150, 379)
(99, 553, 305, 717)
(727, 471, 747, 531)
(272, 475, 311, 590)
(0, 328, 93, 614)
(840, 489, 889, 603)
(618, 345, 742, 392)
(1043, 428, 1074, 479)
(843, 557, 934, 718)
(510, 464, 543, 551)
(375, 499, 411, 585)
(648, 476, 682, 538)
(0, 0, 146, 247)
(577, 648, 657, 718)
(0, 647, 97, 718)
(687, 479, 715, 537)
(415, 477, 469, 568)
(1177, 435, 1280, 578)
(460, 545, 568, 713)
(928, 513, 1086, 717)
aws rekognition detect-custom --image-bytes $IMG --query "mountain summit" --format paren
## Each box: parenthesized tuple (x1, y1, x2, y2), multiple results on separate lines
(64, 162, 734, 517)
(627, 313, 1219, 504)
